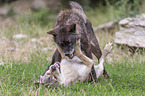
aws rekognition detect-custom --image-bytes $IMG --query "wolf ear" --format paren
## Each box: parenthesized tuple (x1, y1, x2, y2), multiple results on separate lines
(68, 23, 76, 32)
(47, 29, 57, 36)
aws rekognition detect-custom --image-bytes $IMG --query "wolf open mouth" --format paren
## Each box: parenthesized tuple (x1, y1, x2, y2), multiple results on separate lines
(64, 49, 75, 59)
(67, 53, 74, 59)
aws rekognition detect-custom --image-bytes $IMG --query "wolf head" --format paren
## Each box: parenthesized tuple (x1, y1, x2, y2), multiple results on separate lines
(47, 23, 77, 58)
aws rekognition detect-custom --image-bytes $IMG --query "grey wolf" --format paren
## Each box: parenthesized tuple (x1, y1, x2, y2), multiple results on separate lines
(39, 1, 111, 86)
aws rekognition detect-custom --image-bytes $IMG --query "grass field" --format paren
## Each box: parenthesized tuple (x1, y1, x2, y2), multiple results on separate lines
(0, 55, 145, 95)
(0, 1, 145, 95)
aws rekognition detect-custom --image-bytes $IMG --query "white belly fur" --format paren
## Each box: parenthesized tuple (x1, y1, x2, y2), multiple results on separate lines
(60, 56, 91, 85)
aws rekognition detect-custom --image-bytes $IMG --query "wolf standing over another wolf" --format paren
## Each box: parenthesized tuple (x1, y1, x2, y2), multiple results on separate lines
(41, 1, 110, 86)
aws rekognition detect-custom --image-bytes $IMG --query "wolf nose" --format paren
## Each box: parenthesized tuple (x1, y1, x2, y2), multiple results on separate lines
(51, 66, 56, 70)
(65, 54, 70, 56)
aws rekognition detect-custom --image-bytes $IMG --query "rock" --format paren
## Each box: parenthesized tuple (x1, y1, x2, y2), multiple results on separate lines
(31, 0, 47, 11)
(0, 6, 11, 16)
(31, 0, 61, 12)
(114, 13, 145, 48)
(13, 34, 28, 40)
(119, 18, 130, 26)
(93, 20, 118, 33)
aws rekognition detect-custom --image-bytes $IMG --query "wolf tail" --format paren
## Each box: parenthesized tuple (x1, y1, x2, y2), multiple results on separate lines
(69, 1, 83, 11)
(69, 1, 87, 23)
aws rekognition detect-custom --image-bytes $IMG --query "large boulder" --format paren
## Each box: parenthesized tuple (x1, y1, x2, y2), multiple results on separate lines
(114, 14, 145, 48)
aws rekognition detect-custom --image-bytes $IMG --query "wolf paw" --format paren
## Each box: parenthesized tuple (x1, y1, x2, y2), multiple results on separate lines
(103, 42, 113, 56)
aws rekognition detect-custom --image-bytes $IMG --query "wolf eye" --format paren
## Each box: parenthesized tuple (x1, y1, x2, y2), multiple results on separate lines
(65, 41, 71, 45)
(61, 43, 65, 47)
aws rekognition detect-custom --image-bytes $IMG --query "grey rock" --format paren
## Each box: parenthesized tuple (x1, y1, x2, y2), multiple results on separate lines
(13, 34, 28, 39)
(31, 0, 47, 11)
(0, 6, 11, 16)
(114, 13, 145, 48)
(93, 20, 118, 33)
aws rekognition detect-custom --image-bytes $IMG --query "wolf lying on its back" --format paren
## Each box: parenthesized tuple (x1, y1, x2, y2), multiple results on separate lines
(41, 1, 110, 85)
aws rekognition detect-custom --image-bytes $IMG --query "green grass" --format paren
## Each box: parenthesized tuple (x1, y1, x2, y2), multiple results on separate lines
(0, 56, 145, 95)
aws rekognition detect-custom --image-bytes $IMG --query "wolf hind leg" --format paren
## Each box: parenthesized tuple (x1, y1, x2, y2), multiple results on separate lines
(90, 35, 111, 78)
(94, 42, 113, 78)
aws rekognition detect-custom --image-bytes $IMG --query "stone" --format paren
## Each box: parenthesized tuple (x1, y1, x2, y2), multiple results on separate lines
(13, 34, 28, 39)
(93, 20, 118, 33)
(0, 6, 11, 16)
(114, 13, 145, 48)
(31, 0, 47, 11)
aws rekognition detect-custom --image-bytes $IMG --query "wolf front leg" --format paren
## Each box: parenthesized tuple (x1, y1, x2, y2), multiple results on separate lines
(75, 39, 93, 67)
(95, 42, 113, 78)
(43, 49, 62, 76)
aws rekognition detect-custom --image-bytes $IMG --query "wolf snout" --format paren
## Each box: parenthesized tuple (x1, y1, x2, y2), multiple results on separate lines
(65, 53, 74, 59)
(65, 53, 70, 56)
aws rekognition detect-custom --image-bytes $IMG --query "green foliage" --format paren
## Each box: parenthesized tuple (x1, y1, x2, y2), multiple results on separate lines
(19, 9, 57, 27)
(1, 9, 57, 39)
(114, 0, 141, 18)
(6, 8, 15, 17)
(85, 6, 119, 27)
(88, 0, 141, 21)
